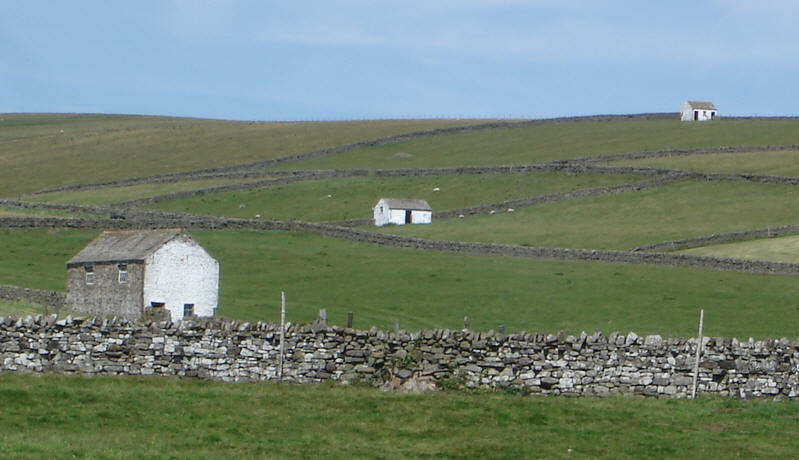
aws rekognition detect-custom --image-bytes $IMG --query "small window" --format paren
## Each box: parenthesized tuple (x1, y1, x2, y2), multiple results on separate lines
(151, 302, 165, 308)
(183, 303, 194, 318)
(84, 265, 95, 285)
(118, 264, 128, 283)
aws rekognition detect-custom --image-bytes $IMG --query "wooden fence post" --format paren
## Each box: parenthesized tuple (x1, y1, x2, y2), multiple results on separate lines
(347, 311, 353, 329)
(691, 309, 704, 399)
(278, 291, 286, 383)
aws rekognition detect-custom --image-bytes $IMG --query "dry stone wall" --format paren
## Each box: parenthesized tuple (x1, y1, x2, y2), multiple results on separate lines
(4, 214, 799, 275)
(0, 285, 64, 310)
(1, 314, 798, 399)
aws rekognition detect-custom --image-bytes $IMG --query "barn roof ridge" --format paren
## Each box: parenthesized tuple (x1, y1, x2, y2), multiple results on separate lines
(67, 228, 191, 266)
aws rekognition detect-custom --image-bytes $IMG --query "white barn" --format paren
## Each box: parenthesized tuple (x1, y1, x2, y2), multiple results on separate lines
(681, 101, 718, 121)
(373, 198, 432, 226)
(65, 229, 219, 322)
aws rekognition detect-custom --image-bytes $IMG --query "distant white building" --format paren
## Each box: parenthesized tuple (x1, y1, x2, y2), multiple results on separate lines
(373, 198, 432, 226)
(681, 101, 718, 121)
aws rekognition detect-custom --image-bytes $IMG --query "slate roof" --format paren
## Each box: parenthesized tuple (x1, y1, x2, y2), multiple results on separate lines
(685, 101, 717, 110)
(378, 198, 432, 211)
(67, 229, 186, 266)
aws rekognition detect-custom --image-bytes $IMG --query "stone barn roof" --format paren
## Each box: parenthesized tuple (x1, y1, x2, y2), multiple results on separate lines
(379, 198, 432, 211)
(67, 229, 186, 267)
(685, 101, 717, 110)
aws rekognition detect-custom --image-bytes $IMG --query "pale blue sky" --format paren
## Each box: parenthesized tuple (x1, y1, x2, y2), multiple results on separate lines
(2, 1, 798, 121)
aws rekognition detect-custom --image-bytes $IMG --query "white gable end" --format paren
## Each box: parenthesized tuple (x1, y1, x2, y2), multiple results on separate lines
(143, 237, 219, 321)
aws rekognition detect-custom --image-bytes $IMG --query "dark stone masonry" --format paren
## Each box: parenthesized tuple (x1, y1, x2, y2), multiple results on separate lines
(1, 314, 798, 399)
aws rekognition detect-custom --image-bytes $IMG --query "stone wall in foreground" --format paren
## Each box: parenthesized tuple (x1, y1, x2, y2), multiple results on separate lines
(1, 315, 798, 399)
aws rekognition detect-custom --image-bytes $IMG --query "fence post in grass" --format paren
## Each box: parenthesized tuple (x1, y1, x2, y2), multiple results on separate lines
(463, 316, 470, 331)
(347, 311, 353, 329)
(691, 309, 705, 399)
(318, 308, 328, 328)
(278, 291, 286, 383)
(394, 319, 400, 335)
(498, 325, 505, 334)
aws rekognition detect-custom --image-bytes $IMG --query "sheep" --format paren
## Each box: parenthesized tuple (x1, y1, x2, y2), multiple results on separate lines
(507, 208, 515, 213)
(433, 187, 440, 193)
(458, 214, 465, 219)
(327, 194, 333, 198)
(239, 204, 246, 209)
(489, 210, 496, 215)
(254, 214, 261, 219)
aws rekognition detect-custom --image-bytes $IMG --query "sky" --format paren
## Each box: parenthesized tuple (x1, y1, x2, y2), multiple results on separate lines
(2, 1, 798, 121)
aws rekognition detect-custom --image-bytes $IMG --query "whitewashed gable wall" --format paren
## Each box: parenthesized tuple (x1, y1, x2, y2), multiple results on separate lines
(143, 238, 219, 321)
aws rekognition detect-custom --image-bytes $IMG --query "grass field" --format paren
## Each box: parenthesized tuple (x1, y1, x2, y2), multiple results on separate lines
(607, 149, 799, 176)
(5, 228, 799, 338)
(0, 206, 102, 219)
(377, 179, 799, 250)
(24, 177, 258, 206)
(1, 374, 797, 459)
(679, 235, 799, 263)
(271, 118, 799, 171)
(148, 172, 641, 221)
(0, 300, 42, 317)
(0, 114, 488, 197)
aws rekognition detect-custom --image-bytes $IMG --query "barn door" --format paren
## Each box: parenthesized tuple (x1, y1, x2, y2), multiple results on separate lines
(694, 110, 698, 120)
(405, 210, 412, 224)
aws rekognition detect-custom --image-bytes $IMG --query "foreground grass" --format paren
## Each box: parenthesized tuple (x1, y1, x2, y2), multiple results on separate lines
(679, 235, 799, 263)
(5, 228, 799, 338)
(380, 179, 799, 250)
(0, 374, 797, 459)
(148, 172, 639, 221)
(0, 114, 486, 197)
(607, 149, 799, 177)
(273, 118, 799, 171)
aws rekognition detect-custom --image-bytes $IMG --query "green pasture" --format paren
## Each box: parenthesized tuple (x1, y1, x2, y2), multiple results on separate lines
(379, 179, 799, 250)
(25, 177, 257, 206)
(5, 228, 799, 338)
(679, 234, 799, 263)
(0, 114, 486, 197)
(271, 118, 799, 171)
(1, 374, 798, 459)
(607, 149, 799, 177)
(0, 300, 42, 317)
(148, 172, 640, 221)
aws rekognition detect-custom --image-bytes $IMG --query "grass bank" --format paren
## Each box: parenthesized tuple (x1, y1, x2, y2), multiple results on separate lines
(273, 118, 799, 171)
(0, 374, 797, 459)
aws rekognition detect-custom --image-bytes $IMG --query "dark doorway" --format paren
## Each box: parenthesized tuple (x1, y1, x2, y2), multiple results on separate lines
(405, 210, 412, 224)
(694, 110, 699, 120)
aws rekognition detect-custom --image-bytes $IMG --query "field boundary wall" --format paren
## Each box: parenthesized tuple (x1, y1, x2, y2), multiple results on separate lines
(1, 315, 798, 399)
(3, 214, 799, 275)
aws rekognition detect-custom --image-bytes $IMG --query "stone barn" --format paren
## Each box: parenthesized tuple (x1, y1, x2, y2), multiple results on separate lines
(373, 198, 432, 226)
(65, 229, 219, 321)
(681, 101, 718, 121)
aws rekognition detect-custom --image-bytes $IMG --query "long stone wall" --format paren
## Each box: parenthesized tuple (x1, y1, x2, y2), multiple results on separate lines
(1, 314, 797, 399)
(4, 214, 799, 275)
(0, 284, 64, 310)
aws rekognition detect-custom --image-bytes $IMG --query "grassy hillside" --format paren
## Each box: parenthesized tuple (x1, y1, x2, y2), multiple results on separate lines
(608, 149, 799, 176)
(270, 118, 799, 170)
(679, 235, 799, 263)
(5, 228, 799, 338)
(148, 172, 640, 221)
(378, 179, 799, 250)
(25, 177, 256, 206)
(2, 374, 798, 459)
(0, 114, 487, 197)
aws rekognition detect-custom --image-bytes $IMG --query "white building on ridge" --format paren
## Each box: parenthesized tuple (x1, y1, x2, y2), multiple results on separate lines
(373, 198, 432, 226)
(681, 101, 718, 121)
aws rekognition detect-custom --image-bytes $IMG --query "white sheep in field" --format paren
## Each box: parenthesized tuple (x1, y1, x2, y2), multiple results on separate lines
(507, 208, 515, 213)
(458, 214, 465, 219)
(433, 187, 440, 193)
(489, 210, 496, 215)
(239, 204, 246, 209)
(254, 214, 261, 219)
